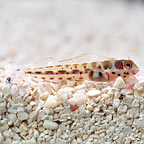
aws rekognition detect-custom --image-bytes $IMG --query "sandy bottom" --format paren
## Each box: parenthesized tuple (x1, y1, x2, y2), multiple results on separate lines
(0, 1, 144, 144)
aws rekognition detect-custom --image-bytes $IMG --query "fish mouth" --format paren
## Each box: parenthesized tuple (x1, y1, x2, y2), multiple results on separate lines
(132, 68, 139, 75)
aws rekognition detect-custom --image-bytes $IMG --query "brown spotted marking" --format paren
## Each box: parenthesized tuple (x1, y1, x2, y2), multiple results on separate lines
(45, 66, 54, 68)
(82, 63, 88, 69)
(72, 69, 80, 74)
(67, 77, 72, 80)
(102, 61, 112, 69)
(41, 77, 46, 80)
(91, 62, 97, 69)
(124, 72, 129, 75)
(65, 65, 70, 68)
(50, 77, 54, 80)
(56, 65, 62, 67)
(26, 71, 32, 74)
(79, 77, 84, 80)
(98, 72, 103, 77)
(112, 72, 116, 74)
(58, 70, 67, 74)
(73, 64, 78, 69)
(89, 70, 94, 80)
(85, 69, 91, 73)
(98, 65, 102, 69)
(45, 71, 54, 75)
(35, 71, 42, 74)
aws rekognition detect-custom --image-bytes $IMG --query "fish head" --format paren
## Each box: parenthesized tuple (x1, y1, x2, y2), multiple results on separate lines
(114, 59, 139, 76)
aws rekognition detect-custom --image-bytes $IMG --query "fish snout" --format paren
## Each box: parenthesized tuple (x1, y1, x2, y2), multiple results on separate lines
(132, 68, 139, 75)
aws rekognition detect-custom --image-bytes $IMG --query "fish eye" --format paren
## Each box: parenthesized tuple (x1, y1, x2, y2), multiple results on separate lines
(124, 61, 132, 69)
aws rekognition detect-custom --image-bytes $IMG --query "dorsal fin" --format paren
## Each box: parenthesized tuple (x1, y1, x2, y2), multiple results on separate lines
(27, 54, 117, 69)
(59, 53, 116, 65)
(28, 57, 59, 68)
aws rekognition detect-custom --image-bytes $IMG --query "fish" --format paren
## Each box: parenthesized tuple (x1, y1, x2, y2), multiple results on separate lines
(25, 54, 139, 82)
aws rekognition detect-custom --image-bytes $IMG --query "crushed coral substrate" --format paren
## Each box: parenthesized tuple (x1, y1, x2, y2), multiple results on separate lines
(0, 64, 144, 144)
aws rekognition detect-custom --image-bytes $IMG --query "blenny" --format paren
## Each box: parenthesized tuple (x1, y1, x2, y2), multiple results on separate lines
(25, 54, 139, 83)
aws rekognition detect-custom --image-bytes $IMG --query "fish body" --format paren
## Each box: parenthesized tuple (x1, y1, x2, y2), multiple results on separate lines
(25, 54, 139, 82)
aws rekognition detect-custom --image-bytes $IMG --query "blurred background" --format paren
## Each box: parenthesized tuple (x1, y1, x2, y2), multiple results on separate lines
(0, 0, 144, 72)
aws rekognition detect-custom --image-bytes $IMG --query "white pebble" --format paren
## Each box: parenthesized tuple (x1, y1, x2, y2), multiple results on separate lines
(68, 91, 87, 106)
(34, 129, 39, 138)
(43, 120, 58, 130)
(2, 85, 11, 97)
(30, 101, 36, 106)
(29, 106, 40, 121)
(3, 129, 13, 138)
(8, 114, 16, 122)
(109, 126, 115, 133)
(39, 92, 49, 101)
(74, 85, 86, 91)
(121, 89, 133, 95)
(0, 132, 4, 142)
(118, 105, 127, 113)
(132, 99, 139, 107)
(113, 77, 126, 88)
(26, 138, 36, 144)
(8, 108, 17, 114)
(45, 95, 58, 108)
(113, 98, 120, 107)
(18, 87, 26, 97)
(77, 138, 82, 143)
(17, 112, 28, 121)
(37, 110, 46, 122)
(57, 87, 73, 101)
(86, 89, 101, 97)
(0, 102, 6, 114)
(17, 107, 24, 112)
(26, 105, 32, 111)
(2, 139, 11, 144)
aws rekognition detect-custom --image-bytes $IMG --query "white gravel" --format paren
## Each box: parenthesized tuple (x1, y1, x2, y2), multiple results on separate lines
(0, 64, 143, 143)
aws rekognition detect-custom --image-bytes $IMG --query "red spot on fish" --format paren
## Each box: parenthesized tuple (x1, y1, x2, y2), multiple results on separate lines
(70, 104, 79, 112)
(115, 60, 123, 69)
(105, 72, 110, 80)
